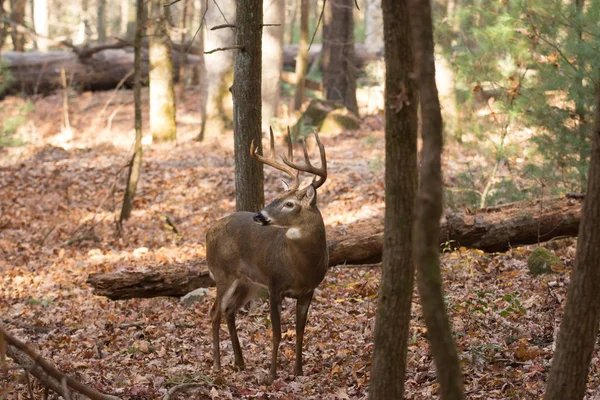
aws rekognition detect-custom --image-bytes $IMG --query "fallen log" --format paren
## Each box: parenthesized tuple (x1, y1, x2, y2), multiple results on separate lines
(0, 47, 200, 95)
(87, 196, 583, 300)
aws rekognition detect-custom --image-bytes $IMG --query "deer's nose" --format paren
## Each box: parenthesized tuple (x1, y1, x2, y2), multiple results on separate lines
(253, 212, 270, 225)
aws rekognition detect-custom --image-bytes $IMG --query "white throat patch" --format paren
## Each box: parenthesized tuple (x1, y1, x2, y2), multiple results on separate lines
(286, 227, 302, 240)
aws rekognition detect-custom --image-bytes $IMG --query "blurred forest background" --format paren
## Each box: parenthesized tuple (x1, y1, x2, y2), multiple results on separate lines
(1, 0, 600, 399)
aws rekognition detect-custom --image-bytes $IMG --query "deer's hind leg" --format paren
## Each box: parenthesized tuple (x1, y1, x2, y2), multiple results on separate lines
(210, 288, 223, 372)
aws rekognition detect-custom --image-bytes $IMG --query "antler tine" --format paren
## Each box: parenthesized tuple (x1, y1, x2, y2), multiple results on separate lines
(282, 132, 327, 190)
(250, 127, 300, 190)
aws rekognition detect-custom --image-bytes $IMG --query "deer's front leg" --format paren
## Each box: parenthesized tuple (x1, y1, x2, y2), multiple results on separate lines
(268, 290, 282, 383)
(295, 291, 314, 376)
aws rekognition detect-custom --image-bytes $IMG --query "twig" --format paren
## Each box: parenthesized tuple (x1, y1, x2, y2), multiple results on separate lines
(2, 319, 51, 334)
(211, 23, 235, 30)
(204, 45, 244, 54)
(97, 69, 135, 122)
(308, 0, 326, 51)
(262, 23, 281, 27)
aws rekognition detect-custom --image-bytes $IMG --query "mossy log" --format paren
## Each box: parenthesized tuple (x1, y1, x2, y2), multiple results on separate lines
(87, 196, 583, 300)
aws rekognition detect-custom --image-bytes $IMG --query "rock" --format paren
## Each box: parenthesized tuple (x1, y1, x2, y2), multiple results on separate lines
(320, 108, 361, 134)
(180, 287, 210, 307)
(527, 247, 563, 275)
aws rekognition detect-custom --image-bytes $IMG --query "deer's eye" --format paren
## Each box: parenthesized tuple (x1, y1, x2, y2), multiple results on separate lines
(284, 201, 295, 208)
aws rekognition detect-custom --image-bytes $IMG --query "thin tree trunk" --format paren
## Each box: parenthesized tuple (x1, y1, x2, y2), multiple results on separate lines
(97, 0, 107, 41)
(149, 0, 177, 142)
(195, 0, 208, 141)
(0, 0, 8, 51)
(202, 0, 235, 137)
(286, 0, 297, 45)
(177, 0, 188, 90)
(262, 0, 284, 127)
(233, 0, 264, 212)
(293, 0, 308, 110)
(368, 0, 417, 398)
(9, 0, 26, 51)
(322, 0, 358, 115)
(409, 0, 465, 398)
(119, 0, 145, 225)
(544, 85, 600, 400)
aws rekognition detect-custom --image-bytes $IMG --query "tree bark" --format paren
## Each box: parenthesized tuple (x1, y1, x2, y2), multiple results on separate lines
(544, 87, 600, 400)
(87, 196, 584, 300)
(149, 0, 177, 142)
(292, 0, 308, 110)
(232, 0, 264, 212)
(368, 0, 417, 397)
(32, 0, 48, 51)
(261, 0, 284, 128)
(9, 0, 26, 51)
(322, 0, 358, 115)
(119, 0, 145, 225)
(410, 0, 466, 398)
(202, 0, 235, 138)
(97, 0, 107, 41)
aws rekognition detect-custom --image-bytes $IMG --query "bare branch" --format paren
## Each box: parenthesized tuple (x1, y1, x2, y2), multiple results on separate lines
(204, 45, 244, 54)
(1, 325, 121, 400)
(211, 23, 235, 30)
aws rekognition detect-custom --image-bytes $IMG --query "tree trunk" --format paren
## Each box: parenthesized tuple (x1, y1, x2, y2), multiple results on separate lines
(32, 0, 48, 50)
(232, 0, 264, 212)
(9, 0, 26, 51)
(368, 0, 417, 398)
(202, 0, 235, 138)
(0, 0, 7, 51)
(292, 0, 308, 110)
(410, 0, 466, 398)
(544, 88, 600, 400)
(119, 0, 146, 225)
(195, 0, 208, 141)
(262, 0, 284, 128)
(125, 0, 137, 40)
(322, 0, 358, 115)
(97, 0, 107, 41)
(149, 0, 177, 142)
(364, 0, 383, 52)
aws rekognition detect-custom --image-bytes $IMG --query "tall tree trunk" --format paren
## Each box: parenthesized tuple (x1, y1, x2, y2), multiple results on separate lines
(286, 0, 296, 45)
(233, 0, 264, 212)
(544, 86, 600, 400)
(125, 0, 137, 40)
(195, 0, 208, 141)
(262, 0, 284, 128)
(119, 0, 146, 225)
(367, 0, 417, 398)
(9, 0, 26, 51)
(293, 0, 308, 111)
(31, 0, 47, 50)
(364, 0, 383, 51)
(322, 0, 358, 115)
(0, 0, 8, 51)
(97, 0, 106, 41)
(409, 0, 465, 399)
(202, 0, 235, 138)
(149, 0, 177, 142)
(176, 0, 188, 87)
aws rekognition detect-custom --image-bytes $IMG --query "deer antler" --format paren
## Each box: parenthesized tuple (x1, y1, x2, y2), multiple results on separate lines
(250, 127, 300, 190)
(282, 131, 327, 190)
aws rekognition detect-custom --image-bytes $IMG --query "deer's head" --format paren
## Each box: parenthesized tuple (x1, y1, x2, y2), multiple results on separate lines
(250, 128, 327, 231)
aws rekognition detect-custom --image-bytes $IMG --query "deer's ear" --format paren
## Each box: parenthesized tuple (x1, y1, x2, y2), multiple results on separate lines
(281, 180, 290, 191)
(305, 185, 317, 205)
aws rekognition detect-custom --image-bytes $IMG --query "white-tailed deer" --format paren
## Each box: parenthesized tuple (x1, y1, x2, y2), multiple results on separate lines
(206, 128, 328, 383)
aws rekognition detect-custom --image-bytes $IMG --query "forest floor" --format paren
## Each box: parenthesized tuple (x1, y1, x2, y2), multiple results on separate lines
(0, 88, 598, 399)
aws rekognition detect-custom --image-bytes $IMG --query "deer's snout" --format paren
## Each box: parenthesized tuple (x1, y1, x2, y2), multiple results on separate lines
(253, 212, 270, 225)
